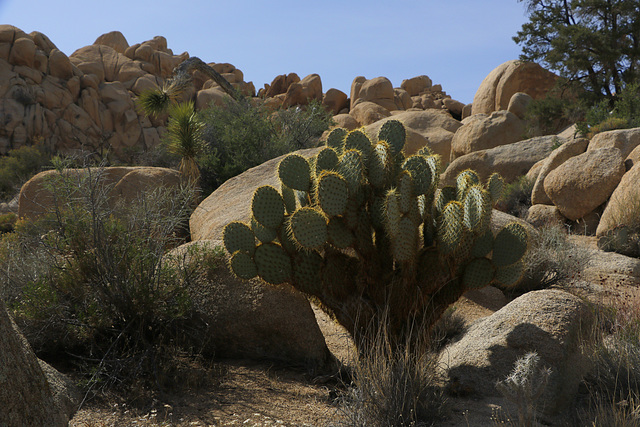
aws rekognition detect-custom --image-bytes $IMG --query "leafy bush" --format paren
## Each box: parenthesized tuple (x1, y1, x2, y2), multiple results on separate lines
(1, 164, 210, 394)
(576, 83, 640, 138)
(494, 175, 535, 218)
(0, 145, 50, 200)
(198, 97, 333, 195)
(524, 93, 585, 137)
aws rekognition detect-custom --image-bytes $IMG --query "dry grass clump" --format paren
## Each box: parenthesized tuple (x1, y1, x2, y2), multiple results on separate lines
(335, 309, 450, 426)
(579, 293, 640, 425)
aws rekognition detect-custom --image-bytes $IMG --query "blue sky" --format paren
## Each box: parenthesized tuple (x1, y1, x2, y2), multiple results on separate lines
(0, 1, 529, 105)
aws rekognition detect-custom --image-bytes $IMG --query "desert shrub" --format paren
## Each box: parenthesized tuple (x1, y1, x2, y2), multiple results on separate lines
(0, 212, 17, 233)
(520, 224, 591, 291)
(337, 311, 447, 426)
(579, 295, 640, 425)
(1, 164, 211, 395)
(494, 175, 535, 218)
(524, 94, 585, 137)
(576, 83, 640, 138)
(198, 96, 333, 195)
(0, 144, 50, 200)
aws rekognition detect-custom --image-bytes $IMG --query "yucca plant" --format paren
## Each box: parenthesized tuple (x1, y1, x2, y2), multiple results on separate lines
(166, 101, 206, 183)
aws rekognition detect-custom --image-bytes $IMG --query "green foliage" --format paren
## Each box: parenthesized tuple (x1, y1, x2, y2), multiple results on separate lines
(222, 121, 529, 346)
(524, 91, 587, 137)
(514, 0, 640, 99)
(166, 101, 206, 182)
(1, 165, 207, 393)
(494, 175, 535, 219)
(576, 83, 640, 137)
(0, 145, 50, 200)
(198, 96, 333, 195)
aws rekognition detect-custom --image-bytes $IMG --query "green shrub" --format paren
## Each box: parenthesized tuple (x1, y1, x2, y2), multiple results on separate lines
(524, 94, 585, 137)
(0, 145, 50, 200)
(494, 175, 535, 218)
(1, 165, 210, 394)
(198, 97, 333, 195)
(576, 82, 640, 138)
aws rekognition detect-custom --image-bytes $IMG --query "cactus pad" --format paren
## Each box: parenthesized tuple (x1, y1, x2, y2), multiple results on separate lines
(456, 169, 480, 199)
(378, 120, 406, 156)
(394, 216, 418, 261)
(251, 216, 277, 243)
(398, 171, 415, 214)
(223, 221, 256, 255)
(438, 201, 464, 253)
(384, 189, 402, 237)
(327, 216, 355, 248)
(252, 186, 285, 229)
(315, 147, 340, 174)
(471, 229, 494, 258)
(492, 222, 529, 267)
(254, 242, 292, 284)
(281, 184, 297, 214)
(229, 250, 258, 280)
(487, 172, 504, 202)
(278, 154, 311, 192)
(293, 251, 324, 294)
(403, 155, 433, 195)
(463, 257, 495, 289)
(288, 207, 328, 250)
(339, 149, 364, 193)
(495, 260, 525, 287)
(463, 185, 490, 232)
(368, 142, 391, 189)
(344, 129, 373, 161)
(326, 127, 347, 153)
(316, 171, 349, 217)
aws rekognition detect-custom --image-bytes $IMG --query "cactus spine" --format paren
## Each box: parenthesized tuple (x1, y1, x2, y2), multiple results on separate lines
(223, 120, 529, 344)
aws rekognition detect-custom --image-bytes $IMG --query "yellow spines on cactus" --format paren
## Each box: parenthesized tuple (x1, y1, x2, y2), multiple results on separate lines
(281, 184, 297, 215)
(251, 185, 285, 229)
(487, 172, 505, 203)
(368, 141, 391, 189)
(438, 200, 464, 254)
(402, 155, 433, 196)
(316, 171, 349, 217)
(393, 216, 419, 262)
(456, 169, 480, 200)
(251, 217, 277, 243)
(378, 119, 406, 156)
(463, 185, 491, 233)
(278, 154, 311, 192)
(338, 149, 364, 194)
(384, 188, 402, 238)
(326, 127, 348, 154)
(344, 128, 373, 162)
(315, 147, 340, 175)
(397, 171, 415, 214)
(287, 206, 328, 251)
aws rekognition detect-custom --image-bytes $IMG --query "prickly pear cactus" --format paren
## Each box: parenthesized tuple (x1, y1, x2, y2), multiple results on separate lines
(223, 121, 529, 343)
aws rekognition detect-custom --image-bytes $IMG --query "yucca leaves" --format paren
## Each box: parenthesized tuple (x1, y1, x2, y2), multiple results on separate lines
(166, 101, 205, 182)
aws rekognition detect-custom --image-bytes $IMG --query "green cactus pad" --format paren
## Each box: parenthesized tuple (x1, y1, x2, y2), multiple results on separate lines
(402, 155, 433, 196)
(326, 127, 348, 153)
(368, 142, 391, 189)
(280, 184, 297, 215)
(344, 196, 361, 229)
(492, 222, 529, 267)
(315, 147, 340, 174)
(370, 195, 386, 230)
(254, 242, 292, 284)
(378, 119, 406, 156)
(398, 171, 415, 214)
(252, 186, 285, 229)
(344, 129, 373, 162)
(251, 216, 277, 243)
(327, 216, 355, 248)
(293, 250, 324, 295)
(288, 207, 328, 250)
(438, 200, 464, 254)
(393, 216, 418, 262)
(417, 145, 434, 157)
(316, 171, 349, 217)
(487, 172, 504, 203)
(229, 250, 258, 280)
(384, 188, 401, 237)
(456, 169, 480, 199)
(435, 186, 457, 217)
(223, 221, 256, 255)
(471, 229, 494, 258)
(278, 154, 311, 192)
(425, 155, 441, 189)
(495, 260, 525, 287)
(462, 257, 495, 289)
(463, 185, 491, 232)
(339, 149, 364, 193)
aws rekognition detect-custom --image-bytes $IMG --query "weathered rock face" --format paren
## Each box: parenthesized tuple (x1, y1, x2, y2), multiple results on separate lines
(0, 299, 78, 426)
(531, 137, 589, 205)
(442, 135, 557, 186)
(450, 109, 526, 161)
(282, 73, 323, 108)
(587, 127, 640, 159)
(439, 289, 594, 414)
(472, 60, 558, 115)
(169, 240, 331, 366)
(18, 166, 183, 219)
(349, 100, 391, 126)
(190, 147, 321, 241)
(364, 109, 462, 159)
(0, 25, 256, 161)
(596, 161, 640, 237)
(544, 147, 625, 221)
